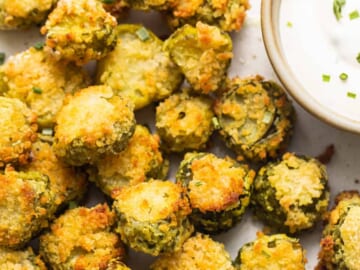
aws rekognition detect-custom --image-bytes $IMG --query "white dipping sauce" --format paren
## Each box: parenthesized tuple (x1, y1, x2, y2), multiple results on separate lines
(279, 0, 360, 120)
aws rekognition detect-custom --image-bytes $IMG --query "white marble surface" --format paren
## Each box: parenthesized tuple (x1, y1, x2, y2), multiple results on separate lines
(1, 1, 360, 269)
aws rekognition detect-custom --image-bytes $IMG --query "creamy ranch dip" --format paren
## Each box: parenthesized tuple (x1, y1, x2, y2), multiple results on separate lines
(279, 0, 360, 120)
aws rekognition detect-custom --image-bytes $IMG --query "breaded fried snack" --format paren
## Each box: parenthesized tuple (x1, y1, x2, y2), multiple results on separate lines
(251, 152, 330, 234)
(214, 76, 295, 162)
(150, 233, 234, 270)
(53, 85, 135, 166)
(176, 152, 255, 234)
(164, 22, 232, 94)
(0, 97, 37, 167)
(107, 259, 131, 270)
(41, 0, 117, 65)
(0, 246, 46, 270)
(234, 232, 307, 270)
(155, 90, 214, 152)
(0, 168, 55, 248)
(0, 0, 57, 30)
(40, 203, 125, 270)
(0, 46, 91, 128)
(113, 180, 194, 256)
(88, 125, 168, 198)
(317, 191, 360, 270)
(126, 0, 168, 10)
(97, 24, 183, 110)
(165, 0, 250, 32)
(22, 140, 87, 210)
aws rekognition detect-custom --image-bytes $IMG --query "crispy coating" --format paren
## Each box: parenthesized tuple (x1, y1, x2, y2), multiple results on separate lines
(22, 140, 87, 210)
(165, 0, 250, 32)
(0, 167, 55, 248)
(214, 76, 295, 162)
(155, 90, 214, 152)
(0, 0, 57, 30)
(88, 125, 169, 198)
(40, 203, 125, 270)
(176, 152, 255, 234)
(251, 152, 330, 234)
(102, 0, 130, 20)
(97, 24, 183, 110)
(151, 233, 234, 270)
(317, 191, 360, 270)
(0, 46, 91, 128)
(164, 22, 232, 94)
(41, 0, 117, 65)
(53, 85, 136, 166)
(113, 180, 194, 256)
(234, 232, 307, 270)
(0, 247, 46, 270)
(0, 97, 37, 167)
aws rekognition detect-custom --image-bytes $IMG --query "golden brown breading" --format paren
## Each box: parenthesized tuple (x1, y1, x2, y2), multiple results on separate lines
(41, 0, 117, 65)
(0, 247, 47, 270)
(0, 46, 91, 128)
(0, 97, 37, 167)
(53, 85, 135, 166)
(151, 233, 234, 270)
(40, 203, 125, 270)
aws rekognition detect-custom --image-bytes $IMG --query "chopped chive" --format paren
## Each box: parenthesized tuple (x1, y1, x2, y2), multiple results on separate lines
(102, 0, 115, 3)
(33, 41, 44, 50)
(357, 52, 360, 63)
(349, 10, 359, 20)
(339, 73, 348, 80)
(32, 87, 43, 94)
(212, 117, 221, 130)
(0, 52, 5, 65)
(136, 27, 150, 41)
(194, 181, 203, 187)
(41, 128, 53, 136)
(322, 74, 331, 82)
(347, 92, 357, 99)
(333, 0, 346, 20)
(286, 21, 293, 27)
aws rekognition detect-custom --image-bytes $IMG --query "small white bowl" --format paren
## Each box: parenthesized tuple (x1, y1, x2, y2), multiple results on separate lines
(261, 0, 360, 134)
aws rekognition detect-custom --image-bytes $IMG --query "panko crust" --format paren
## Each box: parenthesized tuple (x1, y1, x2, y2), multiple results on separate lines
(53, 85, 135, 166)
(165, 0, 250, 32)
(113, 180, 194, 256)
(251, 152, 330, 234)
(317, 191, 360, 270)
(89, 125, 169, 198)
(235, 232, 307, 270)
(0, 168, 55, 248)
(0, 97, 37, 167)
(0, 247, 47, 270)
(97, 24, 183, 110)
(41, 0, 117, 65)
(164, 22, 232, 94)
(150, 233, 234, 270)
(23, 140, 87, 210)
(176, 152, 255, 233)
(0, 46, 91, 128)
(214, 75, 295, 162)
(40, 204, 125, 270)
(0, 0, 57, 30)
(155, 90, 214, 152)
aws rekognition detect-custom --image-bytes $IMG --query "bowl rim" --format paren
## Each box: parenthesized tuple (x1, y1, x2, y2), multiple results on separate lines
(260, 0, 360, 134)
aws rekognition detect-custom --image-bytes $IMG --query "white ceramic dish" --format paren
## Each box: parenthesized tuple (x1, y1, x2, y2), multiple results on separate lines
(261, 0, 360, 134)
(1, 2, 360, 269)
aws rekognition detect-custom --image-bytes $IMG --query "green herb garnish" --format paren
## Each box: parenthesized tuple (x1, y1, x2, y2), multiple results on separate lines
(349, 10, 359, 20)
(102, 0, 115, 3)
(194, 181, 203, 187)
(136, 27, 150, 41)
(357, 52, 360, 63)
(286, 21, 293, 28)
(33, 41, 44, 50)
(339, 73, 348, 80)
(0, 52, 5, 65)
(322, 74, 331, 82)
(32, 87, 43, 94)
(212, 117, 221, 130)
(347, 92, 357, 99)
(68, 201, 78, 209)
(333, 0, 346, 20)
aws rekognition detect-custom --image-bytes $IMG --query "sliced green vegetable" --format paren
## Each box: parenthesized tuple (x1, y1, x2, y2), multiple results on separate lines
(0, 52, 5, 65)
(32, 87, 43, 94)
(347, 92, 357, 99)
(333, 0, 346, 20)
(136, 27, 150, 41)
(322, 74, 331, 82)
(33, 42, 44, 50)
(349, 10, 359, 20)
(357, 52, 360, 63)
(339, 73, 348, 81)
